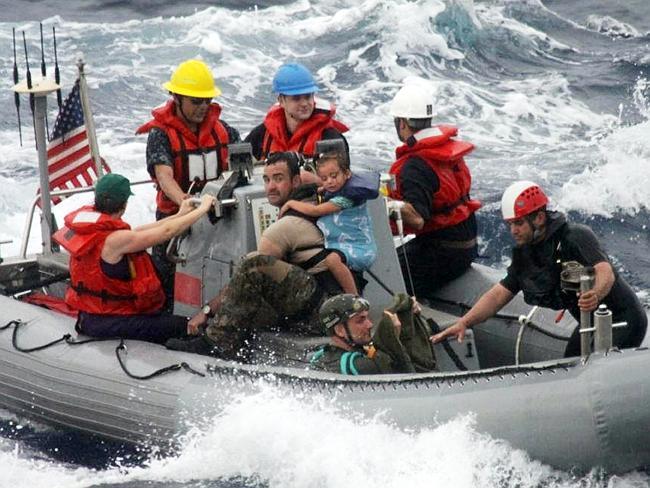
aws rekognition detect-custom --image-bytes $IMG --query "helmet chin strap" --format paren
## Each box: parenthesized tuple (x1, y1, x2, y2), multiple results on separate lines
(339, 320, 359, 348)
(174, 95, 193, 127)
(280, 95, 305, 122)
(343, 321, 354, 346)
(394, 118, 404, 142)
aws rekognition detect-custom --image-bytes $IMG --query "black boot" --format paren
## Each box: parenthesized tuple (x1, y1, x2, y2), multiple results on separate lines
(165, 335, 220, 357)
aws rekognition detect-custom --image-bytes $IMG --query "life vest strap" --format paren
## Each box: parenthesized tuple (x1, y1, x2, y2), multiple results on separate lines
(263, 132, 273, 159)
(431, 194, 470, 216)
(296, 248, 331, 271)
(72, 282, 137, 302)
(427, 237, 477, 250)
(210, 127, 224, 170)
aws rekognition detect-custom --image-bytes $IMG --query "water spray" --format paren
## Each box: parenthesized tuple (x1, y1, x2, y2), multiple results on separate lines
(12, 28, 23, 146)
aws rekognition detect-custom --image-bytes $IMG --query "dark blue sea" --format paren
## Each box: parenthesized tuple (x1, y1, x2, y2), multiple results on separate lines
(1, 0, 650, 486)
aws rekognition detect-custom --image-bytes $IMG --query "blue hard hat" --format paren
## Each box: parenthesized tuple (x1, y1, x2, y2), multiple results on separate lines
(272, 63, 319, 95)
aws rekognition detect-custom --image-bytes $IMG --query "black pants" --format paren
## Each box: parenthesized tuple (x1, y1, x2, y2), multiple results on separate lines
(77, 311, 188, 345)
(397, 236, 477, 298)
(152, 210, 175, 313)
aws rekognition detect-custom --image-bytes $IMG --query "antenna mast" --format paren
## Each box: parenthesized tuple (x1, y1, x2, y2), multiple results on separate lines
(12, 28, 23, 146)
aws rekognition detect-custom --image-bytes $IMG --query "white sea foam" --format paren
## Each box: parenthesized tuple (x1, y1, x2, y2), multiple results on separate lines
(5, 385, 648, 488)
(585, 14, 641, 39)
(0, 0, 643, 250)
(2, 0, 647, 232)
(556, 119, 650, 217)
(475, 1, 573, 53)
(0, 447, 95, 488)
(556, 79, 650, 217)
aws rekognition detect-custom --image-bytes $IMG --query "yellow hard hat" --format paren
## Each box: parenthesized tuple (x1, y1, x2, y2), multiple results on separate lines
(163, 59, 222, 98)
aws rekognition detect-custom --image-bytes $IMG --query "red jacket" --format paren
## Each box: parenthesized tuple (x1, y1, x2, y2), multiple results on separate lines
(136, 99, 232, 214)
(54, 206, 165, 315)
(389, 125, 481, 235)
(260, 99, 349, 158)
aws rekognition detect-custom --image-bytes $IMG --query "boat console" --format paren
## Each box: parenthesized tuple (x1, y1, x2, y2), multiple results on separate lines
(171, 157, 480, 372)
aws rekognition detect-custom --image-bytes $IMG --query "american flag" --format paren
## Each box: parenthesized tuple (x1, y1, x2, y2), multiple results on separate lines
(43, 79, 110, 205)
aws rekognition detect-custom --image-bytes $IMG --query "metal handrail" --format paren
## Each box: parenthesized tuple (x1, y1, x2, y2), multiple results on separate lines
(20, 179, 154, 259)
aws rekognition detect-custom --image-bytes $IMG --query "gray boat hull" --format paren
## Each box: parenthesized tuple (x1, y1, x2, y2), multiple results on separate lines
(0, 168, 647, 474)
(1, 295, 649, 474)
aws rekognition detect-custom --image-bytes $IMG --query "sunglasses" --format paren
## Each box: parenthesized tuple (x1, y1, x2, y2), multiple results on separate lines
(187, 97, 212, 106)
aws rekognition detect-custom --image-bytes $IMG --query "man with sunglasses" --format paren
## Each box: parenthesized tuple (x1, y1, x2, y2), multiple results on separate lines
(136, 59, 240, 310)
(244, 62, 349, 160)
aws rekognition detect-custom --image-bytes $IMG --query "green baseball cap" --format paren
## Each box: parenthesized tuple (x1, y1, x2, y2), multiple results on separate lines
(95, 173, 133, 203)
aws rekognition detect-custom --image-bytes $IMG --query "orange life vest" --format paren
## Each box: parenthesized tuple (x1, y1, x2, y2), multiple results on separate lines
(260, 99, 349, 158)
(388, 125, 481, 235)
(136, 99, 232, 214)
(54, 206, 165, 315)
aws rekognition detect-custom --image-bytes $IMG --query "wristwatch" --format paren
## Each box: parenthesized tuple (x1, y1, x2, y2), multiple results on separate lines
(201, 304, 215, 318)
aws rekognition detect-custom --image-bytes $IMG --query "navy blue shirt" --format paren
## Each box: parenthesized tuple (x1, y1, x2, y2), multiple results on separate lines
(146, 122, 241, 178)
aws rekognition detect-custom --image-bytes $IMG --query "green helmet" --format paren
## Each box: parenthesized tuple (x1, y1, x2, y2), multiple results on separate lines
(319, 294, 370, 331)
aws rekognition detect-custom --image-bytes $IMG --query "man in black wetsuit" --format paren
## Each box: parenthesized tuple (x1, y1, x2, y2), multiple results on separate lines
(431, 181, 647, 356)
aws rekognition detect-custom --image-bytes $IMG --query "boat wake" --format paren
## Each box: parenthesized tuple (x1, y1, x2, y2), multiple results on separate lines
(1, 386, 649, 488)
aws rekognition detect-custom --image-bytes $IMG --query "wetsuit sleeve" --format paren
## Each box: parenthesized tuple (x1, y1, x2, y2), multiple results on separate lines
(563, 225, 610, 266)
(310, 345, 412, 375)
(146, 128, 173, 178)
(244, 123, 266, 160)
(311, 347, 381, 374)
(220, 120, 241, 144)
(500, 261, 521, 295)
(400, 157, 440, 221)
(335, 349, 411, 374)
(348, 349, 408, 374)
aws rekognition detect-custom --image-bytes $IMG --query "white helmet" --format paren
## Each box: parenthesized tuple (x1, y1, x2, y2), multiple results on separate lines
(501, 181, 549, 221)
(389, 84, 435, 119)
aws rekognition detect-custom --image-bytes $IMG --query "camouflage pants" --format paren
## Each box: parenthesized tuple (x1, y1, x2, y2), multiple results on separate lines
(205, 255, 322, 359)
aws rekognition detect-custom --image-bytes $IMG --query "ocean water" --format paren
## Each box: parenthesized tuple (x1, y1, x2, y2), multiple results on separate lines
(1, 0, 650, 486)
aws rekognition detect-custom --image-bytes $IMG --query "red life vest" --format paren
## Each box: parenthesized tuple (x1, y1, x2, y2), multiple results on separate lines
(260, 98, 349, 158)
(53, 206, 165, 315)
(388, 125, 481, 235)
(136, 99, 232, 214)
